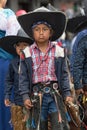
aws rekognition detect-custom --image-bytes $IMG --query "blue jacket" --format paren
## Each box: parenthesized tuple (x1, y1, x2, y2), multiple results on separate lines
(70, 29, 87, 77)
(4, 56, 24, 106)
(19, 45, 71, 101)
(73, 35, 87, 90)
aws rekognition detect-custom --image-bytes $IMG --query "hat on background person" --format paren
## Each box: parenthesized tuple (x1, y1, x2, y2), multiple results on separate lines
(0, 36, 33, 56)
(66, 5, 87, 34)
(66, 15, 87, 33)
(18, 6, 66, 41)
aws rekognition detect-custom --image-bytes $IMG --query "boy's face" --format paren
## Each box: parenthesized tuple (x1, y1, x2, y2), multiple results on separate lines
(32, 24, 53, 44)
(15, 42, 28, 56)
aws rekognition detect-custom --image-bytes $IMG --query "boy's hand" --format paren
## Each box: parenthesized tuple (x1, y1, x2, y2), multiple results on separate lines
(24, 99, 33, 109)
(4, 99, 11, 106)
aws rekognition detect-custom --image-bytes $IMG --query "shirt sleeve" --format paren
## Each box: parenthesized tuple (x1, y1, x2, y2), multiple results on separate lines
(5, 9, 20, 36)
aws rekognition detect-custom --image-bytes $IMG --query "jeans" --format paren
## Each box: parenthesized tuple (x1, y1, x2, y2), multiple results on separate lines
(41, 93, 58, 121)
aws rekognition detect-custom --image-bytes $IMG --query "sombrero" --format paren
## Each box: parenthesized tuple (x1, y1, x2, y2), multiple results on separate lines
(66, 15, 87, 33)
(0, 36, 33, 56)
(18, 6, 66, 41)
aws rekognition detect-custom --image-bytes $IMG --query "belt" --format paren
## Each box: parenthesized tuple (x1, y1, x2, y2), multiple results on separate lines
(33, 82, 58, 94)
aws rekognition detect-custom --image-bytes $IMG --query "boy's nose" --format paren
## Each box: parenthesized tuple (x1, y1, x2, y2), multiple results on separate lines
(40, 29, 43, 33)
(39, 29, 44, 35)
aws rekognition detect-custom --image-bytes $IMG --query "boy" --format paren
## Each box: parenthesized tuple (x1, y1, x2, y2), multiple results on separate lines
(18, 7, 73, 130)
(0, 35, 33, 130)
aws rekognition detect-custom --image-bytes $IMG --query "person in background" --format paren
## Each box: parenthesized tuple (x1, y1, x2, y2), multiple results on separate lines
(0, 0, 20, 130)
(66, 12, 87, 130)
(16, 9, 27, 17)
(68, 3, 87, 128)
(18, 7, 73, 130)
(0, 35, 33, 130)
(73, 32, 87, 95)
(66, 14, 87, 85)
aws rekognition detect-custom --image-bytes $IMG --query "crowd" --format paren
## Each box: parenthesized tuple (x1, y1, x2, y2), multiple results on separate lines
(0, 0, 87, 130)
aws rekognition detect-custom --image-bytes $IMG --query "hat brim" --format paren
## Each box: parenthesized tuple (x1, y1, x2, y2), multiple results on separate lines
(66, 16, 87, 33)
(74, 19, 87, 33)
(0, 36, 33, 56)
(18, 11, 66, 41)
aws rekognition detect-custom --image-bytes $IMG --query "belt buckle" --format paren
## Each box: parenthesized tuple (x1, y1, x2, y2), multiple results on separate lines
(43, 87, 50, 93)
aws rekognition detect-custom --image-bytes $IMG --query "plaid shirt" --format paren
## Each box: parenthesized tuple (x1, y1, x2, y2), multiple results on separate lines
(30, 42, 57, 84)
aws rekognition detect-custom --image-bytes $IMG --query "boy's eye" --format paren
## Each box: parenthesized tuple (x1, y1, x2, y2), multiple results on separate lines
(34, 28, 39, 31)
(23, 44, 28, 47)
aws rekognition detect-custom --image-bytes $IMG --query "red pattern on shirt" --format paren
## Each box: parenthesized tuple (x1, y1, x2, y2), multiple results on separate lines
(30, 42, 57, 84)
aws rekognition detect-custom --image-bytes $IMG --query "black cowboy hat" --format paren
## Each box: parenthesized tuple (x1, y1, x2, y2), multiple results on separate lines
(66, 15, 87, 33)
(0, 36, 33, 56)
(18, 6, 66, 41)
